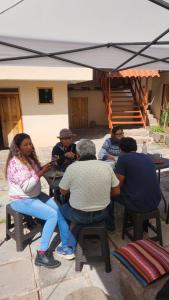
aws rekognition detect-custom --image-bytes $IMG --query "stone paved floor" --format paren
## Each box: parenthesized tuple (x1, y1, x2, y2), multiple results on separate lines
(1, 128, 169, 299)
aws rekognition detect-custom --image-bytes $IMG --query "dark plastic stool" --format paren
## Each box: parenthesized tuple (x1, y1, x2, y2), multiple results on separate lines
(75, 222, 111, 273)
(122, 207, 163, 245)
(6, 204, 42, 251)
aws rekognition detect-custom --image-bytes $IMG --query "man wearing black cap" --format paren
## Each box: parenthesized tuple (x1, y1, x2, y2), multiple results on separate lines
(52, 128, 77, 172)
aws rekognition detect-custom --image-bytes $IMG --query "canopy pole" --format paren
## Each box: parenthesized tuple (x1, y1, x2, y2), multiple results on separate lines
(111, 27, 169, 72)
(147, 0, 169, 10)
(118, 56, 169, 71)
(111, 44, 169, 65)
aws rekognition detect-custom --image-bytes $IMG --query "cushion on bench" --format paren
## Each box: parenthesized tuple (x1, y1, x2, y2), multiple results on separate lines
(112, 240, 169, 287)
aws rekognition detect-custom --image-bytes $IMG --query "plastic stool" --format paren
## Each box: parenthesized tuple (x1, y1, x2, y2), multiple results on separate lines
(75, 222, 111, 273)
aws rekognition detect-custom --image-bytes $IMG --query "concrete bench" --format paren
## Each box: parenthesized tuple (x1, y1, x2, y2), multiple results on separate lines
(113, 257, 169, 300)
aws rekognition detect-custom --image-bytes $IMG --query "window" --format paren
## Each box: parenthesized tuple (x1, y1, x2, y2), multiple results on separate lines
(38, 88, 53, 104)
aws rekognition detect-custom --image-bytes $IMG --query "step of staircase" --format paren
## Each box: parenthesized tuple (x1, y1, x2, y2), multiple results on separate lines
(112, 121, 145, 125)
(112, 116, 142, 119)
(110, 88, 145, 128)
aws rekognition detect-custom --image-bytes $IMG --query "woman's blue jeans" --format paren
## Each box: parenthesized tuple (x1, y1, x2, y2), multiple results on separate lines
(10, 193, 67, 251)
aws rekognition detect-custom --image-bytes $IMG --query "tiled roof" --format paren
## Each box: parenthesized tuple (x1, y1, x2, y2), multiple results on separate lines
(110, 69, 160, 78)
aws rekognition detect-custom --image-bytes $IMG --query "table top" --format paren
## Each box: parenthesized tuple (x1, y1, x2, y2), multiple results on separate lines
(43, 167, 64, 189)
(148, 154, 169, 170)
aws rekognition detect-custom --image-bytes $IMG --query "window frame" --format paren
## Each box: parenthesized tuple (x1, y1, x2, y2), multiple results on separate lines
(37, 87, 54, 105)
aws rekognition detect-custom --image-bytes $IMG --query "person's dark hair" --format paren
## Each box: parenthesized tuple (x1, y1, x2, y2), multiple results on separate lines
(112, 126, 123, 135)
(5, 133, 41, 177)
(119, 137, 137, 153)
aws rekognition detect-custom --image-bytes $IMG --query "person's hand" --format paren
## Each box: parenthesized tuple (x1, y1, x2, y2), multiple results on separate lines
(107, 154, 116, 161)
(64, 151, 75, 159)
(37, 163, 51, 177)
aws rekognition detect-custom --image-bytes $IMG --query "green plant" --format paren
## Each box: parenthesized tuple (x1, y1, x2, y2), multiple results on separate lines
(160, 106, 169, 129)
(150, 125, 165, 133)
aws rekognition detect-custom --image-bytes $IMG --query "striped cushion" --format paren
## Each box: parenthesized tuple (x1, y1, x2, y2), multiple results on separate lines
(112, 240, 169, 286)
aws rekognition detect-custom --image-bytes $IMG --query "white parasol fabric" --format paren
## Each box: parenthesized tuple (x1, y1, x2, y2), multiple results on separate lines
(0, 0, 168, 71)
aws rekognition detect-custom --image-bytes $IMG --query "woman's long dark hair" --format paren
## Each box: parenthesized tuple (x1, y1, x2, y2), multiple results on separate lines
(5, 133, 41, 177)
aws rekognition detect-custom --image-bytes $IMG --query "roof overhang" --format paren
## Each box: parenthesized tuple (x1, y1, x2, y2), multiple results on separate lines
(108, 69, 160, 78)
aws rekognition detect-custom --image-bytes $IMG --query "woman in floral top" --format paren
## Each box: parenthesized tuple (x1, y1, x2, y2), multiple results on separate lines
(6, 133, 63, 268)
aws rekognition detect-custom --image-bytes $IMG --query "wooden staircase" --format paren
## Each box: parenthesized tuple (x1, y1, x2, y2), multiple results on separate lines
(111, 89, 145, 127)
(101, 73, 148, 129)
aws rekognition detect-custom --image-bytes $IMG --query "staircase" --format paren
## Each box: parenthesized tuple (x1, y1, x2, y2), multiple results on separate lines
(110, 89, 145, 128)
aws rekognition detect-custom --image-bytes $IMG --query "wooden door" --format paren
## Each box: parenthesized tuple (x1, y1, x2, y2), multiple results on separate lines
(0, 94, 23, 147)
(69, 97, 88, 129)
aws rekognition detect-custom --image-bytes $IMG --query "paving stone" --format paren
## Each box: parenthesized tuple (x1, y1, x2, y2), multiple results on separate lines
(160, 221, 169, 248)
(3, 291, 39, 300)
(41, 276, 90, 300)
(65, 286, 108, 300)
(0, 223, 6, 244)
(37, 259, 82, 289)
(0, 239, 31, 265)
(83, 261, 124, 300)
(0, 259, 36, 299)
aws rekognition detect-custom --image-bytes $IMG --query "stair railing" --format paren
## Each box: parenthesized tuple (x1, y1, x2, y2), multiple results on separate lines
(101, 72, 112, 128)
(130, 77, 148, 126)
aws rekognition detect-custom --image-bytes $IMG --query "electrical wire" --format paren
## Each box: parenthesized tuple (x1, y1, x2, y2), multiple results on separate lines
(0, 0, 25, 16)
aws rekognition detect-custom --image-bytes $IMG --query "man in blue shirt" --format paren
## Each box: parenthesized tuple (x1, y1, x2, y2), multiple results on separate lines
(115, 137, 161, 212)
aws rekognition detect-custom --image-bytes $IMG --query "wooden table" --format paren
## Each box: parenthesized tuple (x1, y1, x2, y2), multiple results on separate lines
(149, 155, 169, 223)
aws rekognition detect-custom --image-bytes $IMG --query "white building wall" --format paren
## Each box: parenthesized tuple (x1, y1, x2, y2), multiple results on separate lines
(0, 80, 69, 147)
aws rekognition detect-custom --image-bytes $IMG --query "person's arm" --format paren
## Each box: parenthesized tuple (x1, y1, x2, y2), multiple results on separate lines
(8, 159, 40, 194)
(116, 174, 125, 187)
(37, 163, 51, 178)
(110, 168, 120, 197)
(52, 144, 65, 165)
(59, 166, 71, 195)
(114, 156, 126, 187)
(60, 187, 69, 195)
(98, 139, 110, 160)
(111, 185, 120, 197)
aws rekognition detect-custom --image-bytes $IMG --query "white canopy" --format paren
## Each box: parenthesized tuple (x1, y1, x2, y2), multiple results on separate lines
(0, 0, 168, 71)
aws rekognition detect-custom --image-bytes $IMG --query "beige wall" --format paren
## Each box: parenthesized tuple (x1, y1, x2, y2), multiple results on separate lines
(69, 90, 107, 126)
(0, 80, 69, 147)
(151, 72, 169, 121)
(0, 66, 92, 81)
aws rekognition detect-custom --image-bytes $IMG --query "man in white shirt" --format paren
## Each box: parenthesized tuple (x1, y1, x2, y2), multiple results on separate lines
(56, 139, 120, 259)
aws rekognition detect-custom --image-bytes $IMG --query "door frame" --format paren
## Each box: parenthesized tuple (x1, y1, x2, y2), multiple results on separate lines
(0, 91, 23, 148)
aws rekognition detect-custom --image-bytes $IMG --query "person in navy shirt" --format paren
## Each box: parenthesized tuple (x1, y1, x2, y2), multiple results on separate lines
(115, 137, 161, 212)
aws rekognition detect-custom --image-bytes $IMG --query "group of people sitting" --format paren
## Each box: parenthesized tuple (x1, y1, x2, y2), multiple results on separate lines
(6, 126, 161, 269)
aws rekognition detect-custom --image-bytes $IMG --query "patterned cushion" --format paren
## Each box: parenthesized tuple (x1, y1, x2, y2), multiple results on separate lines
(112, 240, 169, 287)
